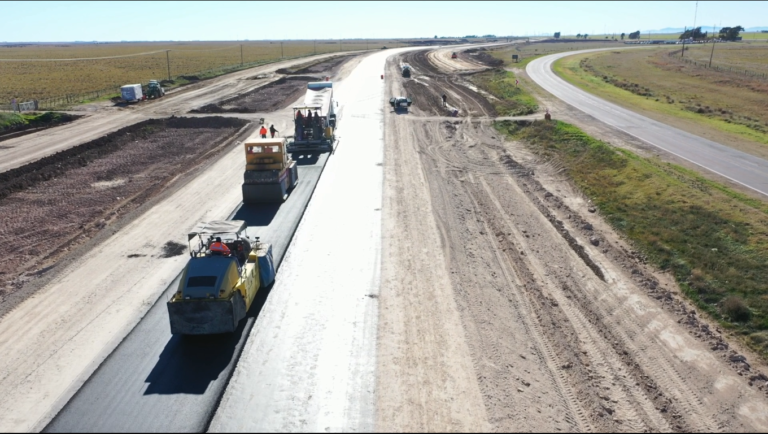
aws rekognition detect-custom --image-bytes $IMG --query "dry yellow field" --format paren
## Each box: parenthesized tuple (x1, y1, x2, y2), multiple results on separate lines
(0, 40, 409, 105)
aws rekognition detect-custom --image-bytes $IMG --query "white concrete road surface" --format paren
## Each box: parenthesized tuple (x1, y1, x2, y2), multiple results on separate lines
(208, 46, 419, 433)
(527, 49, 768, 198)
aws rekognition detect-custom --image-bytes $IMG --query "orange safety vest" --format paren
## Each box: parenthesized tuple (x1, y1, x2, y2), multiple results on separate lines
(210, 242, 231, 255)
(260, 127, 267, 135)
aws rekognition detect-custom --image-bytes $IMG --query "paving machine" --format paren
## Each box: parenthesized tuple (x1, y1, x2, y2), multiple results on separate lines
(242, 136, 299, 203)
(167, 220, 276, 335)
(145, 80, 165, 99)
(287, 81, 337, 153)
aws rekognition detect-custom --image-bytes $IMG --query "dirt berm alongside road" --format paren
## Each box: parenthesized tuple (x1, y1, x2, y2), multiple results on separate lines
(0, 116, 248, 315)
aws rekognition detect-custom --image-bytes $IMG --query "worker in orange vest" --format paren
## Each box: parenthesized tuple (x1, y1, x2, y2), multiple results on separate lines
(209, 237, 231, 256)
(259, 125, 268, 138)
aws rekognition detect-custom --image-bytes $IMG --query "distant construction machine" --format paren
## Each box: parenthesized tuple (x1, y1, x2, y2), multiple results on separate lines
(241, 136, 299, 203)
(167, 220, 276, 335)
(401, 63, 412, 78)
(287, 81, 337, 153)
(145, 80, 165, 99)
(451, 52, 458, 59)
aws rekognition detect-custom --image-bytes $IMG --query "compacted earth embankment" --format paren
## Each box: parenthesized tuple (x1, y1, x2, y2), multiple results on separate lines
(0, 116, 247, 313)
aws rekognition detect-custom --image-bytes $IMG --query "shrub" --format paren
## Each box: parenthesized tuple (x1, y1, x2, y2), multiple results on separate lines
(722, 296, 752, 322)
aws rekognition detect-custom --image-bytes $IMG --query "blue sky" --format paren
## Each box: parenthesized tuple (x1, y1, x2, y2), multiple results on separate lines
(1, 1, 766, 42)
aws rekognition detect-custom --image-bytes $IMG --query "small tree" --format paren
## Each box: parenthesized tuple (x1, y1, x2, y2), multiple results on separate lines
(680, 27, 707, 40)
(719, 25, 745, 40)
(621, 32, 626, 40)
(577, 33, 582, 39)
(554, 32, 561, 39)
(628, 30, 641, 40)
(583, 33, 589, 39)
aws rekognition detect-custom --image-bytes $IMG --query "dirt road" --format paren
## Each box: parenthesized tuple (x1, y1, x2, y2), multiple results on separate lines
(376, 51, 768, 432)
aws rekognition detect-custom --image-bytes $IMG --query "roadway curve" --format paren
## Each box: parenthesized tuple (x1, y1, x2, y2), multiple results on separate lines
(527, 49, 768, 198)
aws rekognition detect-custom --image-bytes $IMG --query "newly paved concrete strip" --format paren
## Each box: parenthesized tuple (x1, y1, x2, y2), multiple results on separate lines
(44, 152, 329, 433)
(208, 47, 418, 433)
(527, 49, 768, 198)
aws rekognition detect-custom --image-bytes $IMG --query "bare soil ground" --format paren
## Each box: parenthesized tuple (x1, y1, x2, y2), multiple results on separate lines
(191, 55, 358, 114)
(0, 116, 247, 315)
(191, 76, 317, 113)
(400, 50, 496, 117)
(377, 51, 768, 432)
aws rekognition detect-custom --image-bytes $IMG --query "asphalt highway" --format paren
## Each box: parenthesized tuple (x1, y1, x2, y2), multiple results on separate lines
(527, 49, 768, 198)
(45, 151, 329, 432)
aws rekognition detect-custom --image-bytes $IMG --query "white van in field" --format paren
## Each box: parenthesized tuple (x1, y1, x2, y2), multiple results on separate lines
(120, 84, 143, 102)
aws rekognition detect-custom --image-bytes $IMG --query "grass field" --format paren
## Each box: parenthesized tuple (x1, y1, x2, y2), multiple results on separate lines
(0, 39, 418, 105)
(488, 40, 623, 68)
(560, 32, 768, 41)
(495, 119, 768, 358)
(552, 44, 768, 157)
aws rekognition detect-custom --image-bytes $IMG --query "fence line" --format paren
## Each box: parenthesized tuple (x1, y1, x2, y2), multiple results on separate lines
(673, 55, 768, 81)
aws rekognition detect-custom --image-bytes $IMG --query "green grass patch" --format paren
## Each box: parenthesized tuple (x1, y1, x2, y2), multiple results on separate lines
(0, 111, 79, 132)
(471, 69, 538, 116)
(495, 119, 768, 355)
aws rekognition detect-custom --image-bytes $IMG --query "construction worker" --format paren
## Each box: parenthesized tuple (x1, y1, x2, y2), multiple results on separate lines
(269, 124, 278, 138)
(209, 237, 231, 256)
(442, 93, 447, 107)
(295, 111, 304, 140)
(259, 125, 268, 139)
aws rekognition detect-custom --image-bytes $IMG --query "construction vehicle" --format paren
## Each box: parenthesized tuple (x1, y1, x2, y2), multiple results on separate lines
(389, 96, 413, 113)
(401, 63, 412, 78)
(287, 81, 337, 153)
(451, 52, 458, 59)
(167, 220, 276, 335)
(242, 136, 299, 203)
(145, 80, 165, 99)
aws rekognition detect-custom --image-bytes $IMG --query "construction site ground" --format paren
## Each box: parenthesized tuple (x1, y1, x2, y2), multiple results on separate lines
(192, 55, 357, 114)
(376, 49, 768, 432)
(2, 42, 768, 433)
(0, 117, 247, 316)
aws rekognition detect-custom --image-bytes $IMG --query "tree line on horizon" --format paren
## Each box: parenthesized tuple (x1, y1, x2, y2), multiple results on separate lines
(551, 26, 746, 41)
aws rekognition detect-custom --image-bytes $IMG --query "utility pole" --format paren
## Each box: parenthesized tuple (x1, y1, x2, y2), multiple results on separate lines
(709, 22, 716, 67)
(166, 50, 171, 81)
(314, 40, 316, 54)
(682, 27, 687, 57)
(692, 1, 699, 41)
(281, 41, 284, 58)
(339, 40, 342, 52)
(240, 44, 243, 66)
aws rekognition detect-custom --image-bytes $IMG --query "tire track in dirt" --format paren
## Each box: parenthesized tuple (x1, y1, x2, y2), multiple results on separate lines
(381, 47, 768, 432)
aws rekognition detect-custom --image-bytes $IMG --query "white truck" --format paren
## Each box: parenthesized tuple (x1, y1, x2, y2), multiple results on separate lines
(120, 84, 144, 103)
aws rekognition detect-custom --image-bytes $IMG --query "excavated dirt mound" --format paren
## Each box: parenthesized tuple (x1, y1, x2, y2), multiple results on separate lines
(0, 116, 247, 300)
(463, 48, 505, 67)
(399, 51, 496, 117)
(191, 76, 317, 114)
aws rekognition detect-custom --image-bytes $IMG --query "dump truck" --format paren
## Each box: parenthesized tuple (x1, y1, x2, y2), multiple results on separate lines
(287, 81, 337, 153)
(120, 84, 143, 102)
(242, 136, 298, 203)
(145, 80, 165, 99)
(167, 220, 276, 335)
(401, 63, 412, 78)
